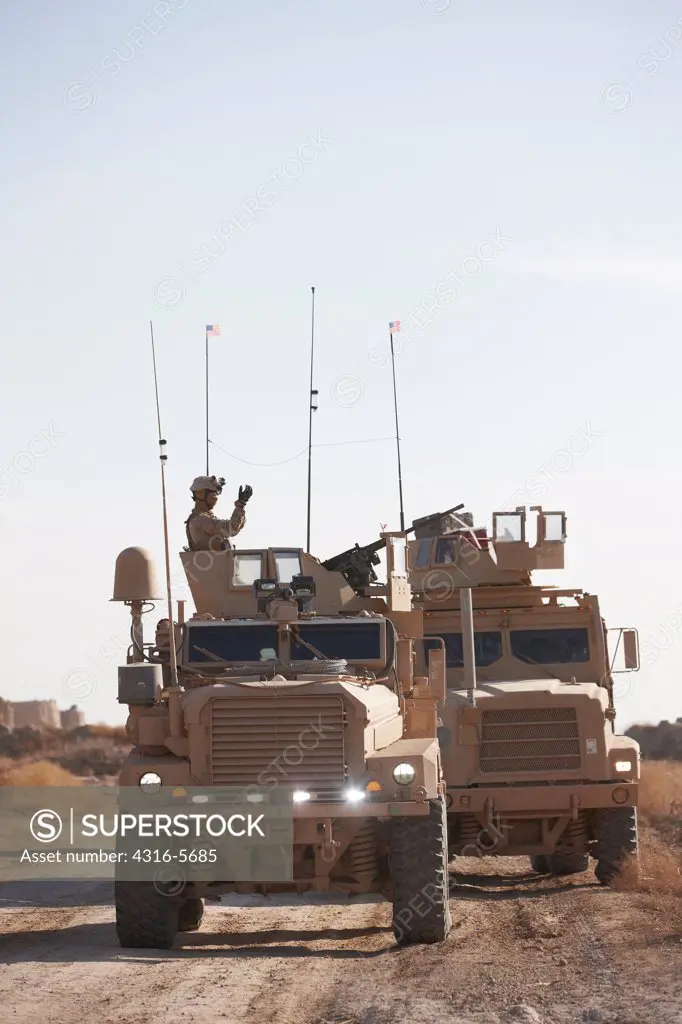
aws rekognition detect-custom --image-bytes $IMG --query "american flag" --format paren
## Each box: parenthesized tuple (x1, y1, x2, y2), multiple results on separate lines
(206, 324, 221, 336)
(389, 320, 401, 333)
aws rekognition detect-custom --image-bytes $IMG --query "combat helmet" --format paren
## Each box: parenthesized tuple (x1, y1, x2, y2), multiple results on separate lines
(190, 475, 225, 496)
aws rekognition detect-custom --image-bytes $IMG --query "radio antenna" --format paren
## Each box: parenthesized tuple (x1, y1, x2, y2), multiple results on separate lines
(149, 320, 180, 691)
(388, 322, 406, 531)
(306, 286, 318, 552)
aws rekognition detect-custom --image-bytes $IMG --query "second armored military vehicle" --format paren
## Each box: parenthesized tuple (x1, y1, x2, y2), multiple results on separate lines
(409, 504, 641, 881)
(326, 505, 641, 882)
(111, 531, 451, 948)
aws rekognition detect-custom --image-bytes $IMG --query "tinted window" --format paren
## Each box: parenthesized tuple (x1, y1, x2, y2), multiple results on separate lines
(510, 628, 590, 664)
(424, 632, 503, 668)
(414, 540, 432, 568)
(187, 624, 278, 663)
(434, 538, 456, 564)
(291, 622, 383, 662)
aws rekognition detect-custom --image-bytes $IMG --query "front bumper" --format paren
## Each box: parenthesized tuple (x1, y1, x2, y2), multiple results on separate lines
(447, 780, 638, 815)
(291, 799, 430, 819)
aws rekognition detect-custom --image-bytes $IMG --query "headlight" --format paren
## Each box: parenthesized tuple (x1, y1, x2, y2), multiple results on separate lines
(615, 760, 633, 773)
(345, 788, 365, 803)
(139, 772, 162, 793)
(392, 763, 416, 786)
(293, 790, 311, 803)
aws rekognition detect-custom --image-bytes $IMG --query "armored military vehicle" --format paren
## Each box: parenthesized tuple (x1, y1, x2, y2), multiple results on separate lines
(330, 505, 641, 883)
(410, 504, 641, 881)
(111, 531, 451, 948)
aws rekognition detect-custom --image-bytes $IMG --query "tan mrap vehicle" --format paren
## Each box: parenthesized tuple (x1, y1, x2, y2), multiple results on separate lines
(408, 504, 641, 882)
(111, 533, 451, 948)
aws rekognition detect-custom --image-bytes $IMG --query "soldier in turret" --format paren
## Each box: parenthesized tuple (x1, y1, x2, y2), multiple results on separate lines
(185, 475, 252, 552)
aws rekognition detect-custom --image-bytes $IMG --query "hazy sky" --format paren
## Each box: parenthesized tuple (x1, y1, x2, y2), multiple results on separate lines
(1, 1, 681, 727)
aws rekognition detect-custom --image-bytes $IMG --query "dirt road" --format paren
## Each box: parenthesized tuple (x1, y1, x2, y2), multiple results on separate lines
(1, 859, 680, 1024)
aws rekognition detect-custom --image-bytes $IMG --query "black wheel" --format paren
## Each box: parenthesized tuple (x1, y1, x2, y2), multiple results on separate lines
(178, 896, 204, 932)
(115, 881, 179, 949)
(593, 807, 639, 884)
(530, 855, 550, 873)
(547, 852, 589, 876)
(390, 796, 452, 945)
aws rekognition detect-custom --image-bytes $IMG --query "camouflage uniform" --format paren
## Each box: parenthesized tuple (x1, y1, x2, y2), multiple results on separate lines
(184, 475, 248, 552)
(186, 504, 245, 551)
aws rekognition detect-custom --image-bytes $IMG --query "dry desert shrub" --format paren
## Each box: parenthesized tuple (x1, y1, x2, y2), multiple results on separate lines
(0, 723, 131, 777)
(616, 830, 682, 895)
(0, 758, 82, 786)
(614, 761, 682, 906)
(81, 723, 128, 742)
(51, 736, 129, 777)
(638, 760, 682, 819)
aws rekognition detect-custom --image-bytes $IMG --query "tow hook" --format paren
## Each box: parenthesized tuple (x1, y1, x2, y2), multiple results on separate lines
(320, 819, 340, 862)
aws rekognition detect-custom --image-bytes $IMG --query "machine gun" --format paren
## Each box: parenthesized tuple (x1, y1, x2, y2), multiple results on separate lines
(322, 503, 465, 593)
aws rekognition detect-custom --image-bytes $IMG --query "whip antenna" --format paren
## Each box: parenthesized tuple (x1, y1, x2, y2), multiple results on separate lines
(306, 286, 318, 552)
(149, 320, 180, 691)
(388, 321, 406, 531)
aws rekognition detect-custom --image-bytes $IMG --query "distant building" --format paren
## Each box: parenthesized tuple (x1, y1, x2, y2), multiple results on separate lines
(0, 699, 87, 731)
(11, 700, 61, 730)
(0, 699, 14, 729)
(60, 705, 86, 730)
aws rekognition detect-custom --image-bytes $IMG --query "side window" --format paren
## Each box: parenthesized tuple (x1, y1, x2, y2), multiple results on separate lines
(274, 551, 302, 582)
(493, 512, 524, 542)
(414, 539, 432, 568)
(434, 538, 456, 564)
(232, 553, 263, 587)
(424, 632, 503, 669)
(510, 628, 590, 664)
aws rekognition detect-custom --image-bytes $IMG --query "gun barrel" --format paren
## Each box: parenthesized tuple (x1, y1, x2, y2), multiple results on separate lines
(406, 502, 465, 535)
(323, 504, 465, 574)
(321, 538, 386, 572)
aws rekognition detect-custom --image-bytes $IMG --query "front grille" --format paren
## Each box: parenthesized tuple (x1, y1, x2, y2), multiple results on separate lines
(479, 707, 581, 774)
(209, 694, 347, 791)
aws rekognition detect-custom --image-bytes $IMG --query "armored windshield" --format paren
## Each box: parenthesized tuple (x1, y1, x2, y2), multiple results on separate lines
(291, 620, 386, 666)
(424, 627, 590, 672)
(186, 623, 278, 663)
(510, 628, 590, 664)
(425, 631, 503, 669)
(184, 618, 388, 669)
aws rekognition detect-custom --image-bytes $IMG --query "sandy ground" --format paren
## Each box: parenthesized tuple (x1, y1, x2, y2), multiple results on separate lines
(1, 859, 681, 1024)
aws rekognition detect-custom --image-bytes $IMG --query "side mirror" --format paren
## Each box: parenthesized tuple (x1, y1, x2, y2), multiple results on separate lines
(609, 627, 640, 673)
(623, 629, 639, 671)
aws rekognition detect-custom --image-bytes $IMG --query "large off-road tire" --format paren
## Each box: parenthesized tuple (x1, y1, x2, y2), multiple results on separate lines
(178, 896, 204, 932)
(593, 806, 639, 885)
(547, 852, 589, 876)
(390, 796, 452, 945)
(114, 881, 179, 949)
(530, 855, 550, 873)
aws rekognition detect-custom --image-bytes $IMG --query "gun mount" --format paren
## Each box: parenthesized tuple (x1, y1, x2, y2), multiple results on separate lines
(322, 503, 465, 594)
(321, 539, 385, 590)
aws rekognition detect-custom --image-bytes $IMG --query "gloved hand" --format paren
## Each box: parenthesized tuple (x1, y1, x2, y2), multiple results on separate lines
(237, 484, 253, 505)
